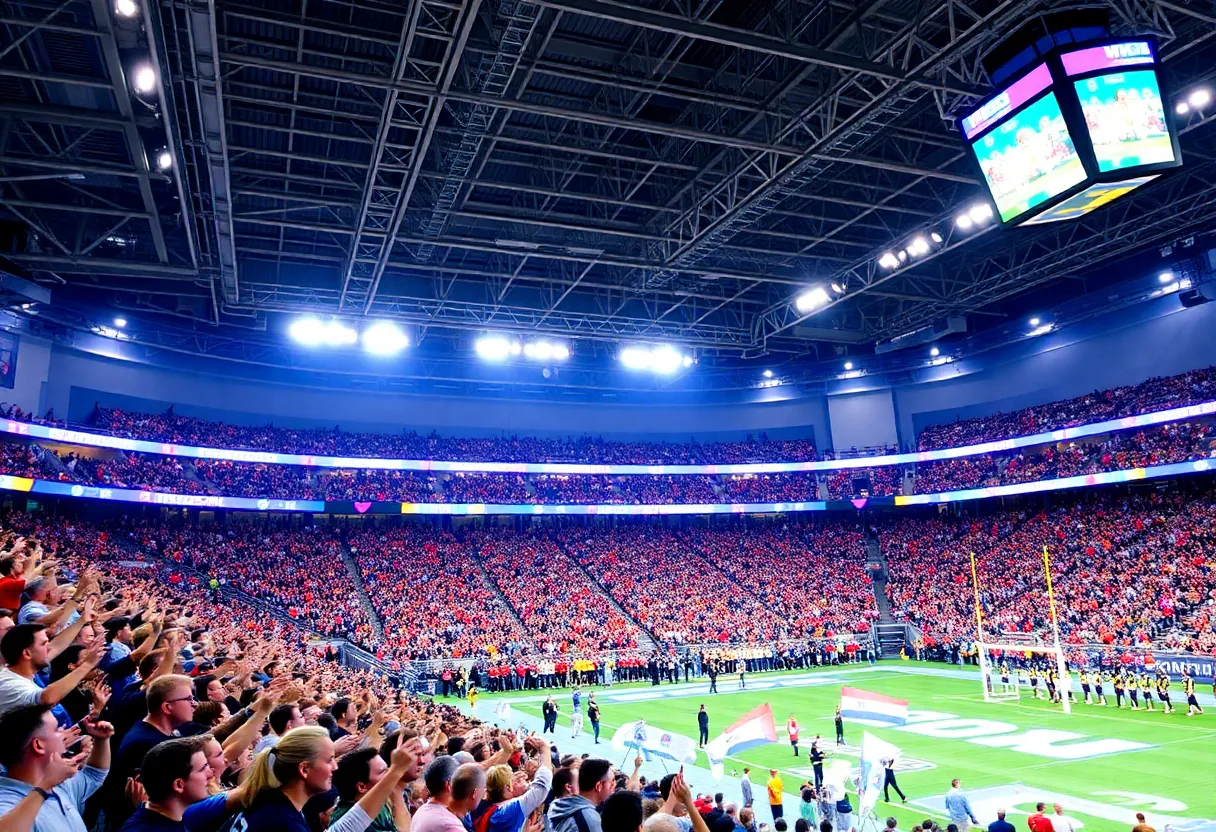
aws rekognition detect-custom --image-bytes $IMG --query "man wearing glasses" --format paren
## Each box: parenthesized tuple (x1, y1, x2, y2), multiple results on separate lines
(102, 675, 197, 829)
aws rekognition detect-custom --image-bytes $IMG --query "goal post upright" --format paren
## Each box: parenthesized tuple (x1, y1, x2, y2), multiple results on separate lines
(1041, 545, 1072, 714)
(969, 550, 1001, 702)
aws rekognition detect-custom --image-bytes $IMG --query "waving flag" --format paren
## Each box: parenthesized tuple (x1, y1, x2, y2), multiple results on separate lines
(857, 732, 902, 816)
(705, 703, 779, 779)
(611, 720, 698, 765)
(839, 687, 909, 726)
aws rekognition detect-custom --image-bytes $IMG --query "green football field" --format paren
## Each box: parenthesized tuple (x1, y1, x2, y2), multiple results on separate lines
(460, 663, 1216, 832)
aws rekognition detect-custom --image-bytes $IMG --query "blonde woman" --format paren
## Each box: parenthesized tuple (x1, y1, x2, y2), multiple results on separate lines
(230, 726, 414, 832)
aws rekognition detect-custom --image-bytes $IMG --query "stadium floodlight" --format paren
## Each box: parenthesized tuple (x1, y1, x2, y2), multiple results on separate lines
(289, 317, 325, 346)
(930, 347, 939, 357)
(1159, 271, 1175, 283)
(794, 286, 832, 313)
(908, 237, 931, 257)
(897, 250, 908, 262)
(131, 64, 157, 94)
(878, 252, 900, 269)
(475, 334, 520, 361)
(522, 340, 569, 362)
(155, 150, 172, 171)
(1188, 88, 1212, 109)
(844, 361, 854, 370)
(956, 212, 974, 230)
(619, 344, 690, 374)
(968, 203, 994, 224)
(1175, 101, 1190, 116)
(1030, 323, 1054, 337)
(1029, 317, 1041, 327)
(114, 317, 127, 328)
(930, 232, 943, 244)
(361, 321, 409, 355)
(115, 0, 138, 17)
(763, 369, 773, 378)
(830, 281, 845, 294)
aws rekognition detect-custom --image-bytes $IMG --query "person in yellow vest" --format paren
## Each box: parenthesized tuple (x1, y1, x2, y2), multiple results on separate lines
(1183, 668, 1204, 717)
(468, 684, 479, 710)
(767, 768, 784, 821)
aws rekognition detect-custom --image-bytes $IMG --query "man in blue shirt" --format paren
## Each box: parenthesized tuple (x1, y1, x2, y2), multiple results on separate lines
(943, 780, 979, 832)
(117, 736, 234, 832)
(987, 809, 1015, 832)
(0, 704, 114, 832)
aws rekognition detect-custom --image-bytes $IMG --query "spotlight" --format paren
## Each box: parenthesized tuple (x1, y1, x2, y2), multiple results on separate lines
(908, 237, 930, 257)
(830, 281, 846, 294)
(115, 0, 138, 17)
(1029, 317, 1040, 327)
(475, 334, 519, 361)
(114, 317, 127, 328)
(878, 252, 900, 270)
(930, 347, 939, 357)
(522, 341, 570, 362)
(930, 232, 943, 244)
(289, 317, 356, 347)
(844, 361, 854, 370)
(794, 286, 832, 313)
(1159, 271, 1175, 284)
(1188, 88, 1212, 109)
(956, 213, 974, 230)
(131, 64, 157, 94)
(1030, 323, 1053, 337)
(1175, 101, 1190, 116)
(897, 250, 908, 263)
(155, 150, 172, 171)
(763, 369, 773, 378)
(361, 321, 409, 355)
(968, 203, 993, 224)
(619, 345, 690, 374)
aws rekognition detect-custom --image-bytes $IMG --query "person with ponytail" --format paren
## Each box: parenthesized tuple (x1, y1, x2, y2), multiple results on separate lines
(227, 726, 416, 832)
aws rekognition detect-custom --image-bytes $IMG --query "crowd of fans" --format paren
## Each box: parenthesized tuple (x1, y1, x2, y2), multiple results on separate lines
(89, 405, 817, 464)
(918, 365, 1216, 449)
(349, 528, 534, 662)
(557, 527, 786, 644)
(824, 467, 904, 499)
(882, 484, 1216, 655)
(0, 511, 546, 832)
(689, 525, 877, 638)
(470, 529, 641, 653)
(138, 524, 374, 645)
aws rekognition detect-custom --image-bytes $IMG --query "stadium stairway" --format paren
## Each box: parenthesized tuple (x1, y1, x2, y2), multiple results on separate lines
(340, 542, 386, 641)
(469, 555, 540, 650)
(550, 537, 660, 652)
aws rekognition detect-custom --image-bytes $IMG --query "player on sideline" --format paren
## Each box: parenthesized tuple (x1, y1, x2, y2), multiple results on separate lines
(1139, 670, 1154, 711)
(1081, 669, 1092, 705)
(788, 714, 800, 756)
(1156, 670, 1174, 714)
(1183, 669, 1204, 717)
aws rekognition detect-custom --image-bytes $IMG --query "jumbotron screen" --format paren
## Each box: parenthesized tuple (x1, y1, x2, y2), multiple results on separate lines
(1074, 69, 1174, 171)
(968, 92, 1087, 223)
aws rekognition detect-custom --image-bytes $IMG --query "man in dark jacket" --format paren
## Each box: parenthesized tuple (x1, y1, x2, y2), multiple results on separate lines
(697, 705, 710, 747)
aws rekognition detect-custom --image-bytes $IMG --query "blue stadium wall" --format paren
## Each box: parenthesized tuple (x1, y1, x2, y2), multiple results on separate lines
(7, 291, 1216, 449)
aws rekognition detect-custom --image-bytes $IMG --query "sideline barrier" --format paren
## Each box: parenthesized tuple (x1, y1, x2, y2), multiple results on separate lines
(1, 456, 1212, 512)
(4, 398, 1216, 474)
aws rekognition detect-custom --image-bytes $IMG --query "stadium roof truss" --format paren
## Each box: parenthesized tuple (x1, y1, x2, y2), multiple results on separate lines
(1, 0, 1215, 357)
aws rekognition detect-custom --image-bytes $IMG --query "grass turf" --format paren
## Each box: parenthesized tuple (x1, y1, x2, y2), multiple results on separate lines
(460, 663, 1216, 831)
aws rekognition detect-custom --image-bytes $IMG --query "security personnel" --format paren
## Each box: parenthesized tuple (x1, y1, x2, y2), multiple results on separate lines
(1081, 669, 1093, 704)
(1156, 671, 1174, 713)
(1113, 670, 1127, 709)
(1139, 671, 1154, 711)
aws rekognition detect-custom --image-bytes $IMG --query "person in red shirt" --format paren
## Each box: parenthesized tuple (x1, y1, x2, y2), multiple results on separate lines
(1028, 802, 1054, 832)
(0, 550, 54, 611)
(787, 715, 800, 756)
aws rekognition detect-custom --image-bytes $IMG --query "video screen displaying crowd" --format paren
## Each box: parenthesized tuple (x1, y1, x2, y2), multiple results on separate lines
(917, 365, 1216, 450)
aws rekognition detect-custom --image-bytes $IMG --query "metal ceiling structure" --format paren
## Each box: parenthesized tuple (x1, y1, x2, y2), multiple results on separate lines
(2, 0, 1216, 360)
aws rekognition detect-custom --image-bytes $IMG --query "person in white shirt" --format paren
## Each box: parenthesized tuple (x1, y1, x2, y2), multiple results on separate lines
(1051, 803, 1076, 832)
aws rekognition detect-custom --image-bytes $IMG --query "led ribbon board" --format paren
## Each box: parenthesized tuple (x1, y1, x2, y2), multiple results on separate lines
(1, 457, 1213, 513)
(5, 398, 1216, 474)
